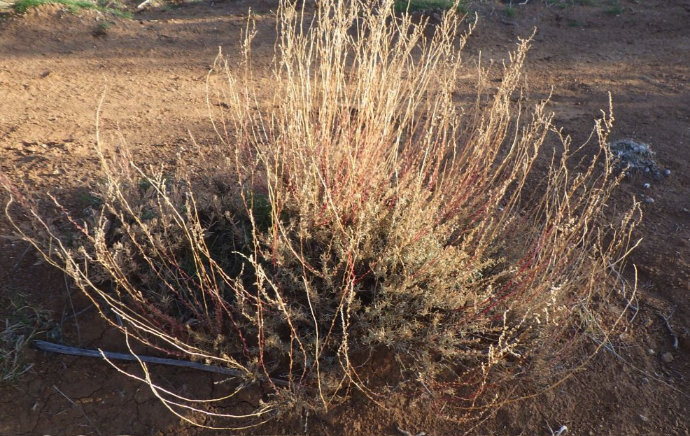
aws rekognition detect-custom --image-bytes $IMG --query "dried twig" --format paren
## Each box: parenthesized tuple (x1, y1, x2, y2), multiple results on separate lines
(608, 262, 638, 323)
(53, 384, 102, 436)
(593, 336, 690, 399)
(396, 425, 426, 436)
(135, 0, 151, 11)
(657, 312, 679, 350)
(546, 421, 568, 436)
(62, 274, 81, 346)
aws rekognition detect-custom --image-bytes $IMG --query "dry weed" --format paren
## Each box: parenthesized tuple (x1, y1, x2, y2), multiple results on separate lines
(2, 0, 640, 429)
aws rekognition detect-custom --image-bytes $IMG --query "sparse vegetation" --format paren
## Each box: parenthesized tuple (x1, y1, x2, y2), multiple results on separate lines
(93, 20, 111, 36)
(2, 0, 640, 429)
(604, 2, 623, 15)
(75, 189, 104, 209)
(13, 0, 131, 18)
(393, 0, 466, 13)
(0, 295, 45, 385)
(547, 0, 597, 9)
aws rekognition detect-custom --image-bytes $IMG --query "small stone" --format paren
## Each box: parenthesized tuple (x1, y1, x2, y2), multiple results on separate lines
(648, 348, 655, 355)
(664, 169, 671, 176)
(641, 377, 650, 384)
(644, 167, 651, 173)
(661, 352, 674, 363)
(645, 198, 655, 204)
(639, 414, 648, 423)
(643, 183, 651, 189)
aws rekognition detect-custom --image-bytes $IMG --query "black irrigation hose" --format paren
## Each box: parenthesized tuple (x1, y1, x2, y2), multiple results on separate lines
(33, 340, 291, 387)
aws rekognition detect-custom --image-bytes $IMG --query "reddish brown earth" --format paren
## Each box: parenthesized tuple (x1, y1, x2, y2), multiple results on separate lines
(1, 1, 689, 435)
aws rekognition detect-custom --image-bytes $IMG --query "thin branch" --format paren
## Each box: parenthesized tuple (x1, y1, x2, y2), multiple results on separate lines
(657, 312, 679, 350)
(52, 384, 102, 436)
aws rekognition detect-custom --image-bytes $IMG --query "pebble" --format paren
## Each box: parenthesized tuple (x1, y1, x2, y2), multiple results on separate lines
(664, 169, 671, 176)
(661, 352, 674, 363)
(643, 183, 651, 189)
(645, 198, 655, 204)
(644, 167, 651, 173)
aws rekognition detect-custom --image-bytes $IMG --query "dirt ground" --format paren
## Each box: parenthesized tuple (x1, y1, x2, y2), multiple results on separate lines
(1, 0, 689, 434)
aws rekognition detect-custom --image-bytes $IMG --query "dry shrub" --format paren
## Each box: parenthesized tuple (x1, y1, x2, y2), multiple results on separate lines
(2, 0, 640, 429)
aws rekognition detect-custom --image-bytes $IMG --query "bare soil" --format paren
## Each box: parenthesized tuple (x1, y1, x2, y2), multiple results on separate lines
(1, 1, 689, 435)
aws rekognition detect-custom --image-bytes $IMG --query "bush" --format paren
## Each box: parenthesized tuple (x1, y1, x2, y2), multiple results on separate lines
(2, 0, 640, 429)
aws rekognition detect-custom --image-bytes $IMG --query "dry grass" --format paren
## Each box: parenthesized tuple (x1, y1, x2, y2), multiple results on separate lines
(0, 294, 43, 385)
(0, 320, 34, 384)
(2, 0, 640, 429)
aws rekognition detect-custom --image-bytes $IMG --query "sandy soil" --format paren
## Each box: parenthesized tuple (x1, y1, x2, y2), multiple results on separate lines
(1, 0, 689, 434)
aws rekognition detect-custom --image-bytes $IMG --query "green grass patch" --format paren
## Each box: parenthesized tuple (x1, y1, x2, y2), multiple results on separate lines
(604, 4, 623, 15)
(394, 0, 466, 13)
(13, 0, 132, 18)
(548, 0, 597, 8)
(76, 189, 103, 209)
